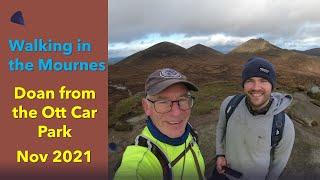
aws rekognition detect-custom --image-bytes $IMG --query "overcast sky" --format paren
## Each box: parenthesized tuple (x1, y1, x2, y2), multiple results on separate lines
(108, 0, 320, 58)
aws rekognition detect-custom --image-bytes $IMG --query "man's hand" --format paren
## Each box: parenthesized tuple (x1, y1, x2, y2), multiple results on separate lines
(216, 156, 227, 174)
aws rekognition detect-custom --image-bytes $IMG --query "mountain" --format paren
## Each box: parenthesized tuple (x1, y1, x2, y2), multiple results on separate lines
(108, 40, 320, 179)
(229, 38, 282, 54)
(109, 40, 320, 106)
(109, 41, 228, 104)
(187, 44, 223, 56)
(115, 41, 188, 65)
(304, 48, 320, 56)
(115, 42, 224, 66)
(108, 57, 124, 65)
(136, 41, 187, 58)
(294, 48, 320, 57)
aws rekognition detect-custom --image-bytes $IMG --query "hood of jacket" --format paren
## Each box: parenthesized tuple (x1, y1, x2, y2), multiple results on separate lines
(267, 92, 292, 115)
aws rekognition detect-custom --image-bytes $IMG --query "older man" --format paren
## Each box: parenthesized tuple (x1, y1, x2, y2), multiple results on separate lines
(115, 68, 205, 180)
(215, 57, 295, 180)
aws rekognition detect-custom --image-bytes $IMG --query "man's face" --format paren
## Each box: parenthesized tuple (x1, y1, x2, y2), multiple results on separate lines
(243, 77, 272, 110)
(143, 83, 191, 138)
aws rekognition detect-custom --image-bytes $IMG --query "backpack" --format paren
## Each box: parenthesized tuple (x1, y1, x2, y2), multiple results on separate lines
(133, 125, 203, 180)
(224, 94, 285, 155)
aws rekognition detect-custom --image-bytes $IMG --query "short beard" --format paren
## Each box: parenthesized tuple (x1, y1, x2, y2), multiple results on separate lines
(247, 93, 270, 111)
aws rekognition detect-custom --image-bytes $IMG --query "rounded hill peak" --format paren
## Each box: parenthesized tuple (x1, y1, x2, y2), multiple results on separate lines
(230, 38, 281, 54)
(187, 44, 223, 56)
(139, 41, 187, 58)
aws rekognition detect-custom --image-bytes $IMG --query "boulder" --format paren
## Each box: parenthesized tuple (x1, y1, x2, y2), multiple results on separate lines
(287, 92, 320, 126)
(310, 85, 320, 94)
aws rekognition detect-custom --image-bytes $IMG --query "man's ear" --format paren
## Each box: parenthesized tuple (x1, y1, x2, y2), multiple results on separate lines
(142, 98, 151, 116)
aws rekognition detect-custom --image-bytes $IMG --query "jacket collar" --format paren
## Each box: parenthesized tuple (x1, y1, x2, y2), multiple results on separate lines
(245, 96, 274, 116)
(146, 116, 190, 146)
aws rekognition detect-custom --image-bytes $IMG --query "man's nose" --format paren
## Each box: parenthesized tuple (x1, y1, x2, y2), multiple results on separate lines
(170, 101, 181, 116)
(252, 81, 262, 90)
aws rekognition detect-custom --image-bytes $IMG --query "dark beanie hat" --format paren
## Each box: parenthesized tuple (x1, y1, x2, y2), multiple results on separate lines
(242, 57, 276, 88)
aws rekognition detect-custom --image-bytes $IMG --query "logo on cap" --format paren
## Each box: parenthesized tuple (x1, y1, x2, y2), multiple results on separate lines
(259, 67, 270, 74)
(159, 68, 182, 79)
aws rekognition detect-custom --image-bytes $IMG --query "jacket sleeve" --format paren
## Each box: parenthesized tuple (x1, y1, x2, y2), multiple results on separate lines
(114, 146, 162, 180)
(216, 96, 233, 156)
(266, 114, 295, 180)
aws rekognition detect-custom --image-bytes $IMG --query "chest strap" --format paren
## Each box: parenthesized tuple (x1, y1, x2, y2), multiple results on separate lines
(135, 135, 203, 179)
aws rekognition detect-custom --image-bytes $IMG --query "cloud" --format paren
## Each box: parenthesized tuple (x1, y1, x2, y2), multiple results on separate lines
(108, 0, 320, 57)
(109, 0, 320, 42)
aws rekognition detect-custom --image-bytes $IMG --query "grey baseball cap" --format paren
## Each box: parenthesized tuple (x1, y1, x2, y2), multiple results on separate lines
(145, 68, 199, 96)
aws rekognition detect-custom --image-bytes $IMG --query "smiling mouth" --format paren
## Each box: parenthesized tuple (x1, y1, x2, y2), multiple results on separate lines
(250, 92, 264, 97)
(167, 120, 183, 125)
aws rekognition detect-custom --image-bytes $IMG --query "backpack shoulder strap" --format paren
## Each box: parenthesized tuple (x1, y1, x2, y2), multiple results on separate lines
(225, 94, 245, 122)
(134, 135, 172, 180)
(271, 111, 285, 149)
(270, 111, 285, 164)
(188, 123, 199, 144)
(220, 94, 245, 146)
(134, 132, 202, 180)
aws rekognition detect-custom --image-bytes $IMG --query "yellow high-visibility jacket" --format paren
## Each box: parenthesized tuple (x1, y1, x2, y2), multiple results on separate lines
(114, 125, 205, 180)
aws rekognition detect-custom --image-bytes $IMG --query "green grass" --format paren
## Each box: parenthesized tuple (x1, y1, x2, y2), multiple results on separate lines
(191, 81, 241, 116)
(109, 93, 144, 127)
(109, 81, 242, 128)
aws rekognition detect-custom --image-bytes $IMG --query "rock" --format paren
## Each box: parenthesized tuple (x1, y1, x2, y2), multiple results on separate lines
(307, 85, 320, 101)
(311, 99, 320, 107)
(291, 92, 309, 102)
(310, 85, 320, 94)
(287, 92, 320, 127)
(307, 92, 320, 102)
(296, 85, 306, 92)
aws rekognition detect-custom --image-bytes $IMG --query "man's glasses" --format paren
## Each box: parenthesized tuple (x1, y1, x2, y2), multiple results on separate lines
(147, 96, 195, 114)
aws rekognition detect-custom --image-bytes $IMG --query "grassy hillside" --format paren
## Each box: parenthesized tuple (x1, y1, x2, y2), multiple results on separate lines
(109, 81, 242, 130)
